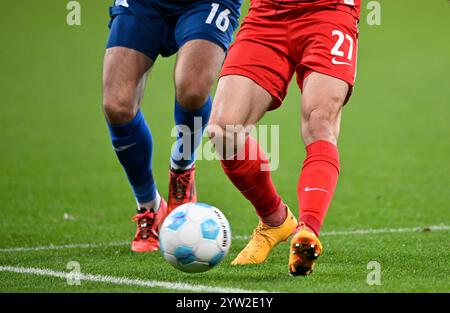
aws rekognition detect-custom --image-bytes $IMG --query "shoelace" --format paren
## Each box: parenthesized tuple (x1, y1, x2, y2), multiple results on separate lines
(249, 224, 276, 250)
(236, 224, 277, 262)
(133, 211, 157, 240)
(170, 171, 191, 201)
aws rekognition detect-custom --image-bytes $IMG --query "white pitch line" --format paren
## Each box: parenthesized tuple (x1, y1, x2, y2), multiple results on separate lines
(0, 265, 269, 293)
(235, 224, 450, 240)
(0, 225, 448, 253)
(319, 224, 450, 237)
(0, 241, 129, 253)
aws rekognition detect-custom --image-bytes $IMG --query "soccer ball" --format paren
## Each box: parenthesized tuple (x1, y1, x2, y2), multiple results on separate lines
(159, 202, 232, 273)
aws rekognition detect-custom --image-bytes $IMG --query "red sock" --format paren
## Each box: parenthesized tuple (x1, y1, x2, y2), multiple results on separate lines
(221, 136, 284, 221)
(297, 140, 340, 236)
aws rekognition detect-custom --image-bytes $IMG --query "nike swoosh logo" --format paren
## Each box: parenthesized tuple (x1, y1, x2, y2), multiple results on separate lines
(332, 57, 351, 66)
(113, 143, 136, 152)
(305, 186, 329, 193)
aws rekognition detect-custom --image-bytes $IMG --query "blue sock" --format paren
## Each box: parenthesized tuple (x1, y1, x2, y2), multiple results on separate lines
(170, 96, 212, 169)
(107, 110, 157, 204)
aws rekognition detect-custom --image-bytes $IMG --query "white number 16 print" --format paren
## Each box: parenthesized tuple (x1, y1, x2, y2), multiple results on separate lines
(205, 3, 231, 32)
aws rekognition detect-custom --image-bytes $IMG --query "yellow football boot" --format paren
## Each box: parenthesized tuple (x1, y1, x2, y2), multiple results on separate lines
(288, 222, 323, 276)
(231, 208, 297, 265)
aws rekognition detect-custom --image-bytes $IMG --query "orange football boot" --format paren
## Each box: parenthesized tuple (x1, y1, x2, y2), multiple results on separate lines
(131, 198, 168, 253)
(231, 207, 297, 265)
(168, 166, 197, 213)
(288, 222, 323, 276)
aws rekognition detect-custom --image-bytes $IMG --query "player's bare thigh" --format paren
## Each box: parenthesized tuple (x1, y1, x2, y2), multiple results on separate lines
(208, 75, 273, 158)
(102, 47, 153, 125)
(174, 40, 225, 110)
(300, 71, 349, 146)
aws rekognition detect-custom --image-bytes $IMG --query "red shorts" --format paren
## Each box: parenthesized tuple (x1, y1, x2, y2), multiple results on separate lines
(220, 1, 360, 109)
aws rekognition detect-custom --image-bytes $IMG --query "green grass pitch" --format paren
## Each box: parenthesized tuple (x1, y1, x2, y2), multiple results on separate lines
(0, 0, 449, 292)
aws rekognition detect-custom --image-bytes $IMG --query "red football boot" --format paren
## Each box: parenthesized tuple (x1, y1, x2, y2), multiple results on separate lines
(168, 166, 197, 213)
(131, 198, 168, 253)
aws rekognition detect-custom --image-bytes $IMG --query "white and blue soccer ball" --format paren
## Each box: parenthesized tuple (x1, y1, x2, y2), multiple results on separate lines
(159, 202, 232, 273)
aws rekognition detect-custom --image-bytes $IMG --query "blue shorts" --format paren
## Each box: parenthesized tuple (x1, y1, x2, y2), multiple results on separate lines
(106, 0, 241, 60)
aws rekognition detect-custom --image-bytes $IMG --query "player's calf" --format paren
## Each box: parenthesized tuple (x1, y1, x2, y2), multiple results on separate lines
(102, 47, 164, 252)
(288, 72, 346, 274)
(168, 40, 223, 212)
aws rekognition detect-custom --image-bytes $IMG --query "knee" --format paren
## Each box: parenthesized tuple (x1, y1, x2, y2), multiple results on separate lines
(302, 92, 345, 144)
(176, 78, 211, 110)
(103, 95, 136, 125)
(206, 118, 230, 153)
(207, 118, 249, 159)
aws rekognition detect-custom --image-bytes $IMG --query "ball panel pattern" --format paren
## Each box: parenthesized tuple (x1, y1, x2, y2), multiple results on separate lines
(200, 218, 220, 240)
(180, 261, 210, 273)
(194, 240, 221, 262)
(173, 246, 195, 265)
(159, 228, 177, 254)
(209, 251, 225, 267)
(177, 222, 201, 246)
(186, 204, 215, 223)
(166, 211, 187, 231)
